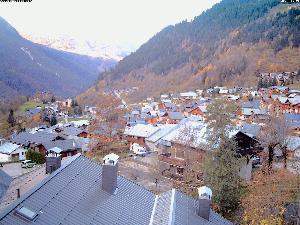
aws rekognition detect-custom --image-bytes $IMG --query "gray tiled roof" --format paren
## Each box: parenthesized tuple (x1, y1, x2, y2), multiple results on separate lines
(43, 139, 79, 152)
(151, 190, 172, 225)
(62, 127, 85, 137)
(173, 191, 233, 225)
(0, 155, 232, 225)
(240, 123, 261, 138)
(0, 155, 155, 225)
(167, 111, 184, 120)
(11, 131, 58, 146)
(240, 100, 260, 109)
(0, 170, 12, 202)
(284, 113, 300, 122)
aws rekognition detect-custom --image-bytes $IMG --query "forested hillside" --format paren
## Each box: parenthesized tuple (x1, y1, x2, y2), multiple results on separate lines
(80, 0, 300, 103)
(0, 17, 116, 99)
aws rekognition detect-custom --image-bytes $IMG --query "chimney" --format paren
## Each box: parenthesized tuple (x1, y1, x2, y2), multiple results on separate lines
(197, 186, 212, 221)
(46, 154, 61, 174)
(102, 153, 119, 194)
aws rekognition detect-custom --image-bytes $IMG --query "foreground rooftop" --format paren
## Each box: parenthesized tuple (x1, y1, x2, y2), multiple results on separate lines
(0, 154, 232, 225)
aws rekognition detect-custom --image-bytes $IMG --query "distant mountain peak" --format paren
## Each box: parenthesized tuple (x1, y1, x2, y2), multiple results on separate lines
(22, 34, 133, 61)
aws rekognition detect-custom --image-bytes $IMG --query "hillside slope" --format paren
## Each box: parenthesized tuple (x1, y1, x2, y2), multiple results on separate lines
(0, 17, 116, 99)
(80, 0, 300, 103)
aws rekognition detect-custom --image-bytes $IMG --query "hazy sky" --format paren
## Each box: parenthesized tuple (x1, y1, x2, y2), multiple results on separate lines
(0, 0, 220, 49)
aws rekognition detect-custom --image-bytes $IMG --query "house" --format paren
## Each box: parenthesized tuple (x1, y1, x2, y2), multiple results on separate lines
(166, 111, 185, 124)
(71, 120, 90, 128)
(44, 140, 81, 158)
(0, 153, 232, 225)
(145, 124, 178, 152)
(123, 124, 160, 146)
(25, 107, 42, 118)
(180, 91, 198, 99)
(231, 123, 262, 157)
(286, 136, 300, 158)
(62, 127, 88, 138)
(0, 143, 27, 162)
(241, 108, 267, 121)
(57, 98, 72, 108)
(240, 100, 267, 121)
(240, 100, 261, 109)
(159, 119, 209, 175)
(187, 106, 207, 119)
(219, 89, 229, 95)
(11, 131, 63, 155)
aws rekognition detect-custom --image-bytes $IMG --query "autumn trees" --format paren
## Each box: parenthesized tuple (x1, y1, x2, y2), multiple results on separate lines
(241, 169, 300, 225)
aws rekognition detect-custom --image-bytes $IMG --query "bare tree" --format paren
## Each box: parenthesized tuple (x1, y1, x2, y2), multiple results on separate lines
(127, 163, 141, 182)
(149, 159, 167, 193)
(258, 116, 292, 172)
(277, 117, 294, 169)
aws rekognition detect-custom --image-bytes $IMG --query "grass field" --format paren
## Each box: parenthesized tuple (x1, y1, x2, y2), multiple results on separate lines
(17, 101, 44, 115)
(58, 117, 90, 123)
(288, 82, 300, 90)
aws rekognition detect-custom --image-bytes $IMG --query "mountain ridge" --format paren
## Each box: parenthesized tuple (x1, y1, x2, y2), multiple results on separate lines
(79, 0, 300, 104)
(0, 17, 116, 99)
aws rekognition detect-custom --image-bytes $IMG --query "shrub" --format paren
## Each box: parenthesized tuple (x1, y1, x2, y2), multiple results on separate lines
(26, 149, 45, 164)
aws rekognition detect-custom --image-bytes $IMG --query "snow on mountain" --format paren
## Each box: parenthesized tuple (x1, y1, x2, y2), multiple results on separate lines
(22, 34, 132, 61)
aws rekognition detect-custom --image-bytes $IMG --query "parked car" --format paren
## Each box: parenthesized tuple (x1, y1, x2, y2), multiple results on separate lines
(130, 143, 147, 156)
(252, 156, 261, 168)
(21, 160, 36, 168)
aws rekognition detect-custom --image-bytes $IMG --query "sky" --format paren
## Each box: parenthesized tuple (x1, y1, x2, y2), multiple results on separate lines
(0, 0, 220, 50)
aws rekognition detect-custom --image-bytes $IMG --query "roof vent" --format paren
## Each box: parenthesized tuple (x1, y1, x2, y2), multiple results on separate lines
(15, 206, 37, 221)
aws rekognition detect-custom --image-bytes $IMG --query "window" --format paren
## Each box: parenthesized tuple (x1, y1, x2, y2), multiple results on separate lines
(177, 167, 184, 175)
(175, 147, 184, 159)
(15, 206, 37, 221)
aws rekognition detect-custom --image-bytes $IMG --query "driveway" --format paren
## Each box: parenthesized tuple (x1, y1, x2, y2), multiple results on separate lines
(1, 162, 40, 178)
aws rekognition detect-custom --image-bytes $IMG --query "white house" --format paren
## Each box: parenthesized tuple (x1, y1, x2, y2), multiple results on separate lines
(0, 143, 27, 162)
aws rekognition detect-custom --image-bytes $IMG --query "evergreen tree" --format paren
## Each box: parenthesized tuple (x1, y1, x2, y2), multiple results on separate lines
(257, 78, 263, 90)
(51, 95, 56, 103)
(204, 99, 243, 214)
(7, 109, 16, 127)
(50, 115, 57, 126)
(271, 77, 277, 86)
(204, 138, 243, 214)
(71, 99, 79, 107)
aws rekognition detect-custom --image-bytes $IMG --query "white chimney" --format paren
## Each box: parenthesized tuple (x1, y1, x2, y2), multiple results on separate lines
(197, 186, 212, 220)
(102, 153, 119, 194)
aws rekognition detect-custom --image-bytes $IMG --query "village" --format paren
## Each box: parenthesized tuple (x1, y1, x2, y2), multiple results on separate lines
(1, 71, 300, 223)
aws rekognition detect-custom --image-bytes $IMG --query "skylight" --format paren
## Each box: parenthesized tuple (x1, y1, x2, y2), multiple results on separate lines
(16, 206, 37, 221)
